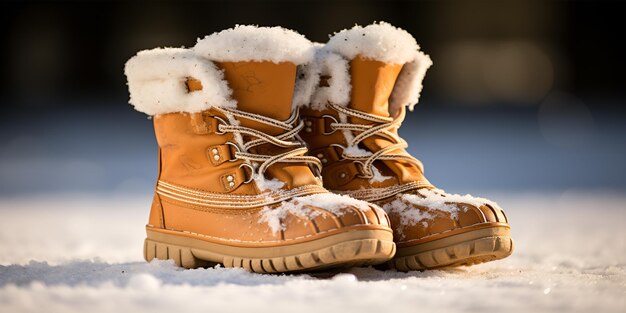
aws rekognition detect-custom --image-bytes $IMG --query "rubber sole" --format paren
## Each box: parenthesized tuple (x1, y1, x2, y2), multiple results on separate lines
(389, 225, 513, 271)
(144, 228, 396, 273)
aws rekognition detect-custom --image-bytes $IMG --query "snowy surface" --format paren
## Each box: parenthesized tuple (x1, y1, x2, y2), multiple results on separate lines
(1, 191, 625, 313)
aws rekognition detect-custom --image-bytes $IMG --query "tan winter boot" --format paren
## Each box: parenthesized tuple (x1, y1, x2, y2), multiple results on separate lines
(124, 25, 395, 273)
(297, 22, 513, 271)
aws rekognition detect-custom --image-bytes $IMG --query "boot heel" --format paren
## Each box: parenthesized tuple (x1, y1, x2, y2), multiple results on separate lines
(143, 238, 216, 269)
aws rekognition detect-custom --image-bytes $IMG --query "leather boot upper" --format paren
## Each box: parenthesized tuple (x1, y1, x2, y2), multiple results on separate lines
(297, 22, 509, 246)
(124, 25, 391, 247)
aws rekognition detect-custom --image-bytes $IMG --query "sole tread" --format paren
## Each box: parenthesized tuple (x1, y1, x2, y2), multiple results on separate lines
(389, 226, 513, 271)
(391, 235, 513, 271)
(144, 236, 395, 273)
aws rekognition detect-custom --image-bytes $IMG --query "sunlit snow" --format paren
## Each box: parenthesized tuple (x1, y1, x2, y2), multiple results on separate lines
(0, 191, 624, 313)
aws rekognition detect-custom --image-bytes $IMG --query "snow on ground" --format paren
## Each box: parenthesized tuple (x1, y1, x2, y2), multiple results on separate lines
(0, 191, 625, 313)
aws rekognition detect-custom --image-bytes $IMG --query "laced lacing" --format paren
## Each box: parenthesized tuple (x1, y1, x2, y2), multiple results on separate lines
(214, 107, 322, 182)
(325, 102, 424, 178)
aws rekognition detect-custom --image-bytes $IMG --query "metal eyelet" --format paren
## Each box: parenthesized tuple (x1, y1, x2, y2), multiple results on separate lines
(321, 115, 339, 135)
(294, 133, 308, 148)
(214, 116, 228, 135)
(238, 163, 255, 184)
(309, 162, 324, 185)
(329, 143, 345, 152)
(225, 141, 242, 162)
(329, 144, 346, 161)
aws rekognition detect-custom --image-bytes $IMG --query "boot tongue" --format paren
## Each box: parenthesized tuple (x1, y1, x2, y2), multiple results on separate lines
(347, 56, 426, 183)
(217, 61, 318, 189)
(348, 56, 402, 119)
(217, 61, 295, 134)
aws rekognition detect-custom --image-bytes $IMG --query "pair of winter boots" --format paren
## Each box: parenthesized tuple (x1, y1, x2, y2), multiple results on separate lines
(124, 22, 513, 273)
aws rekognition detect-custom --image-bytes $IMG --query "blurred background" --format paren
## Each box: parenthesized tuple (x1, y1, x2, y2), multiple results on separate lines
(1, 0, 625, 196)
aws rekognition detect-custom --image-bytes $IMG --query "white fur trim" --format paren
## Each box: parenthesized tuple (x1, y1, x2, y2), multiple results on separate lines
(389, 50, 433, 113)
(292, 63, 320, 108)
(292, 44, 324, 108)
(193, 25, 314, 64)
(307, 49, 352, 110)
(325, 22, 419, 64)
(297, 22, 432, 112)
(125, 48, 235, 115)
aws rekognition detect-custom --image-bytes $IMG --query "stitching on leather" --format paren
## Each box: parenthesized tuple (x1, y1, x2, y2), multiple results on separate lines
(156, 182, 327, 210)
(334, 181, 432, 202)
(158, 180, 324, 200)
(158, 195, 262, 214)
(156, 226, 342, 243)
(396, 222, 505, 244)
(158, 183, 324, 202)
(157, 188, 326, 210)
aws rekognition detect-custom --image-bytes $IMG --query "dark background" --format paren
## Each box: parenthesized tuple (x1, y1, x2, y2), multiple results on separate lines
(1, 0, 625, 195)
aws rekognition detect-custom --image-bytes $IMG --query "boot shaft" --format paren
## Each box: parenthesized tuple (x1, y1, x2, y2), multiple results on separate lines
(298, 22, 433, 191)
(218, 61, 295, 122)
(125, 26, 320, 197)
(349, 56, 402, 119)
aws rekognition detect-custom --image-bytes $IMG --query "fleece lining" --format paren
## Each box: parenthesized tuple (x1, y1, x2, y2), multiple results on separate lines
(193, 25, 314, 64)
(126, 25, 317, 115)
(325, 22, 420, 65)
(298, 22, 432, 113)
(296, 47, 352, 110)
(125, 48, 235, 115)
(390, 50, 432, 112)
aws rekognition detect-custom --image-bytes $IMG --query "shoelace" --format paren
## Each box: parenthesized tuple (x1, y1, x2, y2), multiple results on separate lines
(326, 102, 424, 178)
(214, 107, 322, 181)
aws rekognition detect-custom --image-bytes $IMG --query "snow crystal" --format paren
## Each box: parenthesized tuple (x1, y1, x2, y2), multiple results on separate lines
(381, 197, 433, 239)
(193, 25, 314, 64)
(386, 188, 503, 223)
(258, 202, 318, 234)
(259, 193, 372, 234)
(381, 188, 502, 238)
(410, 189, 462, 218)
(369, 166, 392, 183)
(252, 174, 285, 192)
(424, 188, 503, 211)
(343, 145, 372, 157)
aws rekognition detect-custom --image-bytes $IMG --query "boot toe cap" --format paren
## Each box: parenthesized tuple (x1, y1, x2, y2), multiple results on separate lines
(279, 195, 391, 241)
(380, 190, 509, 244)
